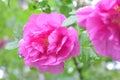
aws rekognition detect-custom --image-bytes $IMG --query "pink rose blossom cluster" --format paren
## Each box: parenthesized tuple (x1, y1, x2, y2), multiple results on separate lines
(76, 0, 120, 61)
(19, 12, 80, 74)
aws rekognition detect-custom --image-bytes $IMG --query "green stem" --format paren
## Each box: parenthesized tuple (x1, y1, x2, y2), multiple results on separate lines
(73, 57, 83, 80)
(8, 0, 10, 7)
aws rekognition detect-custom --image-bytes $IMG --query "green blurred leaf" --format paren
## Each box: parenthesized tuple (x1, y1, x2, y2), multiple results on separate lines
(29, 2, 37, 10)
(62, 0, 72, 4)
(44, 5, 51, 13)
(62, 15, 77, 26)
(59, 5, 71, 17)
(30, 67, 37, 72)
(5, 40, 19, 50)
(69, 10, 76, 15)
(36, 0, 48, 8)
(14, 26, 23, 40)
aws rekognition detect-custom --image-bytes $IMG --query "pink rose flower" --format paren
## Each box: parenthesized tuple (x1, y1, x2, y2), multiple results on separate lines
(76, 0, 120, 61)
(19, 12, 80, 74)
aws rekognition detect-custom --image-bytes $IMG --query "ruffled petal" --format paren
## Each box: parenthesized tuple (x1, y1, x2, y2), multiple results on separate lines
(19, 39, 27, 58)
(68, 27, 80, 57)
(76, 6, 93, 27)
(96, 0, 116, 11)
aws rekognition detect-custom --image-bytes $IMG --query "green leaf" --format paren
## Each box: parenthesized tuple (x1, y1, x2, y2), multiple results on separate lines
(62, 16, 77, 26)
(59, 5, 71, 17)
(5, 40, 19, 50)
(44, 4, 51, 13)
(30, 67, 37, 72)
(62, 0, 72, 4)
(69, 10, 76, 15)
(14, 26, 23, 40)
(89, 48, 100, 60)
(36, 0, 48, 8)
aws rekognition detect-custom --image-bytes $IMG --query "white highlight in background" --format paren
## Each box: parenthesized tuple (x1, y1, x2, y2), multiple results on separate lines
(0, 69, 4, 79)
(106, 62, 114, 70)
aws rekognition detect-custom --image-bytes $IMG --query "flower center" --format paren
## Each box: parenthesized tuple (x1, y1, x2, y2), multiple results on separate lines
(42, 38, 49, 46)
(112, 19, 120, 24)
(115, 5, 120, 12)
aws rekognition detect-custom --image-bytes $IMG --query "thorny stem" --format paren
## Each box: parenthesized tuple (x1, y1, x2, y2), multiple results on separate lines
(73, 57, 83, 80)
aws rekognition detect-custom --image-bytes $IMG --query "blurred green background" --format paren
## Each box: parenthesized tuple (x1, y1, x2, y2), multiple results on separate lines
(0, 0, 120, 80)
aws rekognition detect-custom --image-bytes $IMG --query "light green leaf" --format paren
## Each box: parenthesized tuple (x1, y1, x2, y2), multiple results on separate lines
(62, 15, 77, 26)
(69, 10, 76, 14)
(5, 40, 19, 50)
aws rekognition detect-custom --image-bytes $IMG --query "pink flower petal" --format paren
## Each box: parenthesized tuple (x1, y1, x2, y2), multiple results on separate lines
(76, 6, 93, 27)
(68, 27, 80, 57)
(37, 62, 64, 74)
